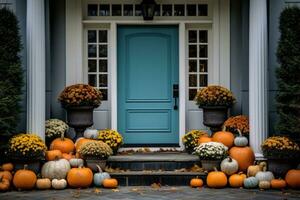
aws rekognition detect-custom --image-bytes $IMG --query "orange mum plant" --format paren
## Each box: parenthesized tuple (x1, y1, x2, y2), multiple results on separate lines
(223, 115, 249, 135)
(58, 84, 102, 108)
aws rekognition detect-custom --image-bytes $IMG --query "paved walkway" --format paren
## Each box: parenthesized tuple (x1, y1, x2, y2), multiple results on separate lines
(1, 187, 300, 200)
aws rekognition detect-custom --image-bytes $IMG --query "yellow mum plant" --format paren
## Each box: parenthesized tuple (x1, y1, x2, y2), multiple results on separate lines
(261, 136, 300, 159)
(182, 130, 208, 153)
(78, 141, 113, 159)
(9, 133, 47, 160)
(98, 129, 123, 154)
(194, 85, 235, 107)
(223, 115, 249, 135)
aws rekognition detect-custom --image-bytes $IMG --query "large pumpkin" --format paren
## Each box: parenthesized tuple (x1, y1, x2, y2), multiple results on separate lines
(229, 146, 255, 171)
(212, 130, 234, 148)
(198, 136, 213, 144)
(67, 166, 93, 188)
(229, 173, 246, 188)
(206, 168, 227, 188)
(285, 169, 300, 189)
(50, 133, 75, 153)
(41, 158, 71, 180)
(13, 165, 37, 190)
(75, 138, 94, 151)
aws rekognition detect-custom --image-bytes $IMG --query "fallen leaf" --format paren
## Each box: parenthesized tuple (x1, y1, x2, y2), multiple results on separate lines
(94, 188, 102, 194)
(151, 183, 161, 189)
(112, 189, 120, 192)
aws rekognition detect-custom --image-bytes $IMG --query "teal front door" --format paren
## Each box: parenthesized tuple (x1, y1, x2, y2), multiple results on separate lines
(117, 25, 179, 146)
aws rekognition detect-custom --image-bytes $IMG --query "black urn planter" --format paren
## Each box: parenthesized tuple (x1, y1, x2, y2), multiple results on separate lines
(65, 106, 95, 140)
(267, 158, 297, 177)
(202, 106, 229, 133)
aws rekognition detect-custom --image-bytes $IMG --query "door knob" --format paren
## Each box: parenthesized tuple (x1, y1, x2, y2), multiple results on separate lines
(173, 84, 179, 110)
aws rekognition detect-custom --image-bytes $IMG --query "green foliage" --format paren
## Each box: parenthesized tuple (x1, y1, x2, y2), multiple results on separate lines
(276, 7, 300, 137)
(0, 8, 24, 156)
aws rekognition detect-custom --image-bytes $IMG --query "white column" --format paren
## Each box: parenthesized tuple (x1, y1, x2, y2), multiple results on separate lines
(249, 0, 268, 157)
(26, 0, 46, 139)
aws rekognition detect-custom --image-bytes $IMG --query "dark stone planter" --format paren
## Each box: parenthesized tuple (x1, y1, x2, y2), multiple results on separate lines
(65, 106, 95, 140)
(267, 159, 296, 177)
(85, 159, 107, 172)
(202, 106, 229, 133)
(201, 160, 221, 172)
(13, 160, 41, 174)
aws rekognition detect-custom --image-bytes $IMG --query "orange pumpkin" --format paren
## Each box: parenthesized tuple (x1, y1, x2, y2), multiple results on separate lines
(212, 130, 234, 148)
(75, 138, 94, 151)
(229, 146, 255, 171)
(271, 179, 287, 189)
(0, 176, 10, 191)
(62, 153, 75, 160)
(45, 150, 62, 161)
(285, 169, 300, 189)
(50, 133, 75, 154)
(190, 178, 203, 188)
(229, 173, 246, 188)
(1, 163, 13, 172)
(198, 136, 213, 144)
(207, 168, 227, 188)
(13, 165, 37, 190)
(0, 171, 12, 182)
(102, 178, 118, 188)
(67, 166, 93, 188)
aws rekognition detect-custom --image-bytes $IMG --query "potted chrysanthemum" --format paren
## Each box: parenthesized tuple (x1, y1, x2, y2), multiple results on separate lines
(182, 130, 208, 154)
(98, 129, 123, 155)
(58, 84, 102, 140)
(45, 119, 69, 146)
(194, 85, 235, 133)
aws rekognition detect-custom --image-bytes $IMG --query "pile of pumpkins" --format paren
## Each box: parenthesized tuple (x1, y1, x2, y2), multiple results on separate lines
(0, 130, 118, 192)
(191, 129, 300, 189)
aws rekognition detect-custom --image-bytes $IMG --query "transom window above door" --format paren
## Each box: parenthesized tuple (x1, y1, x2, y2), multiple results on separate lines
(83, 0, 212, 20)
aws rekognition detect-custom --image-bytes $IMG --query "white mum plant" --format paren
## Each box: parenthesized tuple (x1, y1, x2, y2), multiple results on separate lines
(45, 119, 69, 138)
(194, 142, 228, 160)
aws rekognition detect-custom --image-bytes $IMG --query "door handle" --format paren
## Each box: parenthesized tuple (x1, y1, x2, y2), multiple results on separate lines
(173, 84, 179, 110)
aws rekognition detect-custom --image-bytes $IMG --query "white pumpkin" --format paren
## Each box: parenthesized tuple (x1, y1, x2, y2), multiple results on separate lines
(52, 179, 67, 190)
(259, 181, 271, 189)
(69, 158, 84, 168)
(220, 157, 239, 175)
(84, 128, 98, 139)
(41, 158, 71, 180)
(255, 166, 274, 182)
(234, 130, 248, 147)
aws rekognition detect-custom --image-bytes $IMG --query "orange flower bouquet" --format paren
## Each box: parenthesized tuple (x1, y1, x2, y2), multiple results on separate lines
(223, 115, 249, 135)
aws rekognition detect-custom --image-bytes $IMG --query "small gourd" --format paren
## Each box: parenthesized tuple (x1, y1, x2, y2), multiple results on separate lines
(243, 177, 259, 189)
(271, 179, 286, 189)
(94, 165, 111, 187)
(247, 161, 265, 177)
(84, 128, 98, 139)
(102, 178, 118, 188)
(259, 181, 271, 190)
(0, 176, 10, 191)
(234, 130, 248, 147)
(229, 172, 246, 188)
(36, 178, 51, 190)
(52, 179, 67, 190)
(69, 158, 84, 168)
(220, 157, 239, 175)
(255, 165, 274, 182)
(190, 177, 203, 188)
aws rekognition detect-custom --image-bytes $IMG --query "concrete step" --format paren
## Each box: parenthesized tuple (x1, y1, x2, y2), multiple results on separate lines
(110, 171, 207, 186)
(107, 153, 200, 171)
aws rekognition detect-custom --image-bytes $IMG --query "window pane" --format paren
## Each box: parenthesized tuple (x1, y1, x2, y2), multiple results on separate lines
(88, 60, 97, 72)
(88, 45, 97, 57)
(99, 60, 107, 72)
(88, 4, 98, 16)
(135, 4, 142, 16)
(189, 89, 197, 101)
(88, 74, 97, 87)
(199, 45, 208, 58)
(162, 4, 172, 16)
(189, 60, 197, 72)
(99, 30, 107, 43)
(100, 89, 108, 100)
(189, 74, 197, 87)
(199, 30, 208, 43)
(154, 4, 160, 16)
(88, 30, 96, 43)
(187, 4, 196, 16)
(199, 60, 208, 72)
(99, 4, 110, 16)
(198, 4, 208, 16)
(112, 4, 121, 16)
(188, 30, 197, 43)
(200, 74, 208, 87)
(99, 45, 107, 57)
(189, 45, 197, 58)
(174, 4, 185, 16)
(99, 74, 108, 87)
(124, 4, 133, 16)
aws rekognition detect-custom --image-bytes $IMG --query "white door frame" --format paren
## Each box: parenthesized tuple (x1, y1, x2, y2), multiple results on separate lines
(65, 0, 230, 149)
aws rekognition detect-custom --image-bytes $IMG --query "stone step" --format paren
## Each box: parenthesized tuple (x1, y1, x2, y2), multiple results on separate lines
(107, 153, 200, 171)
(110, 171, 207, 186)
